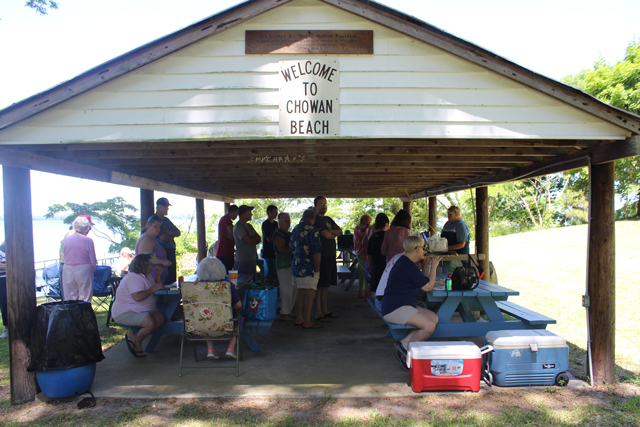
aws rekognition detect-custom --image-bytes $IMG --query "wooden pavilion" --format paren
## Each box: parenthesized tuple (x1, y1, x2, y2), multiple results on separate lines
(1, 0, 638, 403)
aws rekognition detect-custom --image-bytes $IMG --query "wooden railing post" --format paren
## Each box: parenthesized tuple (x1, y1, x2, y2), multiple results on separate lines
(3, 167, 38, 404)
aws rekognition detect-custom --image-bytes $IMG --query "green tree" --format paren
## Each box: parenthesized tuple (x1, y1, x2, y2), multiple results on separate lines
(25, 0, 58, 15)
(562, 39, 640, 217)
(45, 197, 139, 253)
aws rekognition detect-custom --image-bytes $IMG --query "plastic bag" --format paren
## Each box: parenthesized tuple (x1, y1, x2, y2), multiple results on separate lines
(242, 283, 277, 321)
(28, 301, 105, 372)
(428, 234, 448, 252)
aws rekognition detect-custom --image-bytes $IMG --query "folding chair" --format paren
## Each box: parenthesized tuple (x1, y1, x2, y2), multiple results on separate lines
(92, 265, 112, 313)
(179, 280, 241, 377)
(105, 276, 122, 328)
(42, 262, 62, 301)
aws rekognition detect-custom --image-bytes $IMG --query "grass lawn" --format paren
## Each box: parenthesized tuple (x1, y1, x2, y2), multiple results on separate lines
(490, 219, 640, 381)
(0, 220, 638, 425)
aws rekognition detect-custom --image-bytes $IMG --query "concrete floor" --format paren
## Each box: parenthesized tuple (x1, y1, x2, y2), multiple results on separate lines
(91, 282, 584, 398)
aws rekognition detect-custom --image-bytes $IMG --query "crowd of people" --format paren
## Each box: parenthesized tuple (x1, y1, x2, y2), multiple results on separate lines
(19, 196, 471, 367)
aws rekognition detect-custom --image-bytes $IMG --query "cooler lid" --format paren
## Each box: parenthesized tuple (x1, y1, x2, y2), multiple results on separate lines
(407, 341, 481, 360)
(486, 329, 566, 348)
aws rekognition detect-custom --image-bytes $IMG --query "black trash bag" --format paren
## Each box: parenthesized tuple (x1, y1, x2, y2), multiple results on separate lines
(28, 301, 105, 372)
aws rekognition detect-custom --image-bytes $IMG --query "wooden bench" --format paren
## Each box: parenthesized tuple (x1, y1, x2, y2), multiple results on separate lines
(367, 298, 417, 339)
(496, 301, 556, 326)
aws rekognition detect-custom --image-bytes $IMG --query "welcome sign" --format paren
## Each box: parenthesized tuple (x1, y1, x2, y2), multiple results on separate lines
(279, 59, 340, 136)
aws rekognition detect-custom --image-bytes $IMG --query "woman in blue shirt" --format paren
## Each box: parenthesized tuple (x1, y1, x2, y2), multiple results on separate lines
(381, 235, 441, 369)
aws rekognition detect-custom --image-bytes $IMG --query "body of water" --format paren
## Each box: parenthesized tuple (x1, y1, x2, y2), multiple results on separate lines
(0, 219, 119, 262)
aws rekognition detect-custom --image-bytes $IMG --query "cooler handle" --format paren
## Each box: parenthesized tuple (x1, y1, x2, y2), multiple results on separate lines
(480, 345, 493, 355)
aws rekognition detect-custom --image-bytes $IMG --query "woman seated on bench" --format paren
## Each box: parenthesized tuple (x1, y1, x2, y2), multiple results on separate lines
(112, 253, 166, 357)
(380, 235, 441, 369)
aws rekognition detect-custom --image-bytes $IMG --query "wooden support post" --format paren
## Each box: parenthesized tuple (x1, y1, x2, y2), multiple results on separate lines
(587, 162, 615, 384)
(224, 202, 231, 214)
(428, 196, 437, 236)
(476, 187, 489, 276)
(3, 167, 38, 404)
(140, 189, 154, 229)
(403, 200, 412, 214)
(196, 198, 207, 263)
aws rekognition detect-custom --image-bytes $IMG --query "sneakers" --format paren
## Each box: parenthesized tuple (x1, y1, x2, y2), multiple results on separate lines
(225, 348, 237, 359)
(207, 348, 219, 359)
(0, 329, 7, 339)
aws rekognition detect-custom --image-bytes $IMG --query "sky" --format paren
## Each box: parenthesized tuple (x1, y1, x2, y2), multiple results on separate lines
(0, 0, 638, 219)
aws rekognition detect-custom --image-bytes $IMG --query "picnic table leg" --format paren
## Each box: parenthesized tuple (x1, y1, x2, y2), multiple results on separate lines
(477, 296, 506, 322)
(144, 295, 182, 352)
(241, 331, 261, 351)
(457, 301, 476, 322)
(435, 296, 462, 323)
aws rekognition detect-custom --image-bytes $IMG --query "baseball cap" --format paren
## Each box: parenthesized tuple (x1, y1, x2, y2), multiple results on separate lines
(238, 205, 254, 216)
(77, 214, 94, 225)
(156, 197, 172, 207)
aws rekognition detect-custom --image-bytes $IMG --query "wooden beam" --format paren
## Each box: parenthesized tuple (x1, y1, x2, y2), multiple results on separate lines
(475, 187, 489, 277)
(31, 146, 567, 160)
(410, 136, 640, 198)
(321, 0, 640, 134)
(403, 200, 412, 214)
(196, 199, 207, 263)
(22, 138, 602, 152)
(0, 146, 233, 202)
(140, 189, 154, 229)
(428, 197, 437, 236)
(0, 0, 295, 130)
(3, 167, 37, 404)
(587, 162, 615, 384)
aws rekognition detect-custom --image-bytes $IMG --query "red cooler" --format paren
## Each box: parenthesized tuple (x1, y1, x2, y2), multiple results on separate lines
(407, 341, 486, 392)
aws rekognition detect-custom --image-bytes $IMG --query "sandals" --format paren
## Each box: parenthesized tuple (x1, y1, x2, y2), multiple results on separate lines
(394, 340, 408, 356)
(324, 312, 339, 318)
(395, 352, 409, 372)
(315, 317, 331, 323)
(125, 334, 146, 357)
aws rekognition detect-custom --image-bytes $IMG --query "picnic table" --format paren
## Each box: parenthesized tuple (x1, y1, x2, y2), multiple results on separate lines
(140, 287, 272, 352)
(370, 275, 555, 340)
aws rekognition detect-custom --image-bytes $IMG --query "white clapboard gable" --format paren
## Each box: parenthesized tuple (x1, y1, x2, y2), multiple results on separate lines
(0, 0, 630, 144)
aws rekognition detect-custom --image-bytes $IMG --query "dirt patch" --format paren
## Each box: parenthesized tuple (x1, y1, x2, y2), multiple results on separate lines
(1, 383, 639, 426)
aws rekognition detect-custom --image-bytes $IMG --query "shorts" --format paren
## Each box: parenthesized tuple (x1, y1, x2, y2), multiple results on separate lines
(383, 306, 418, 325)
(294, 274, 319, 291)
(263, 257, 277, 278)
(113, 309, 159, 327)
(318, 257, 337, 288)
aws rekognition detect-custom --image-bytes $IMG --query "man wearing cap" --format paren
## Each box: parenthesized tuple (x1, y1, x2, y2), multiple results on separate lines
(215, 205, 239, 272)
(233, 205, 261, 289)
(154, 198, 181, 285)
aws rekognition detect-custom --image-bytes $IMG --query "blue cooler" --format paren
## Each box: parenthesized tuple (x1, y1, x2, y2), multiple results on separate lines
(484, 330, 569, 387)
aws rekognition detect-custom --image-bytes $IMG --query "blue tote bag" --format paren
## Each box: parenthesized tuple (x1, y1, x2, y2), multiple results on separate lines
(242, 283, 277, 321)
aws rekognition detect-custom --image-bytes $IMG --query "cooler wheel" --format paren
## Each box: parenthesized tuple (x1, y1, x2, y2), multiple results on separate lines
(555, 373, 570, 387)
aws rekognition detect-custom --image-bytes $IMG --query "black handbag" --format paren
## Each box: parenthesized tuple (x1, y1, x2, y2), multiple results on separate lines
(451, 266, 479, 290)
